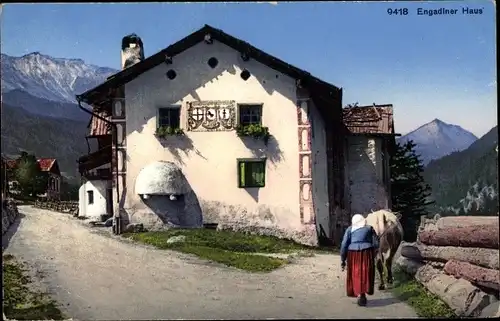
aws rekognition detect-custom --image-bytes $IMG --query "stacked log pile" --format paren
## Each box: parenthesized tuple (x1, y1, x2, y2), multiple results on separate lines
(396, 215, 500, 317)
(34, 200, 78, 216)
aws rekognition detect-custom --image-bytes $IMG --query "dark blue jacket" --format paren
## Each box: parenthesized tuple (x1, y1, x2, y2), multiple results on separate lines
(340, 225, 379, 263)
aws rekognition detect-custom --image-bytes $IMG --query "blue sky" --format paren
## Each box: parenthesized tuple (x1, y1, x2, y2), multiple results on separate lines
(1, 2, 497, 137)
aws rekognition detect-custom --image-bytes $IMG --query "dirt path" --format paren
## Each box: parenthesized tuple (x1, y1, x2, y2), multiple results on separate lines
(3, 206, 418, 319)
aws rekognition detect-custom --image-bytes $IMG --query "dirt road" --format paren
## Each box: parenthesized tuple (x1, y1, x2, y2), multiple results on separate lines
(3, 206, 418, 319)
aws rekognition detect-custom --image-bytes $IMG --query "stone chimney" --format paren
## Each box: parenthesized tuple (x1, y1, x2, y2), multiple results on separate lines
(121, 34, 144, 70)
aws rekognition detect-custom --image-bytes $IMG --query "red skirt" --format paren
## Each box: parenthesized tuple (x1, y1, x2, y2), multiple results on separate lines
(346, 248, 375, 297)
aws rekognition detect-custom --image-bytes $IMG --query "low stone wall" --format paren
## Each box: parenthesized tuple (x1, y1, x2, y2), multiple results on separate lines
(33, 200, 78, 216)
(396, 215, 500, 317)
(2, 199, 20, 235)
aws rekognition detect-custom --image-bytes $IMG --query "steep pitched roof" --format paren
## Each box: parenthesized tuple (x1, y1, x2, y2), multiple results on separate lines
(37, 158, 57, 171)
(3, 158, 59, 172)
(343, 104, 397, 136)
(76, 24, 341, 105)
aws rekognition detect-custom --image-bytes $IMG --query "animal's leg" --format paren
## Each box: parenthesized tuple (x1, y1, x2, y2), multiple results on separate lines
(376, 257, 385, 290)
(385, 257, 394, 284)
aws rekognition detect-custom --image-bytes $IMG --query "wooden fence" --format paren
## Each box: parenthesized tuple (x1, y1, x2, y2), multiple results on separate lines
(34, 200, 78, 215)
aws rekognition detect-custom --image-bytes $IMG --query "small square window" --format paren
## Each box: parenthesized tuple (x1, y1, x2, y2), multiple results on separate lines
(87, 190, 94, 205)
(238, 159, 266, 188)
(158, 107, 181, 129)
(238, 104, 262, 126)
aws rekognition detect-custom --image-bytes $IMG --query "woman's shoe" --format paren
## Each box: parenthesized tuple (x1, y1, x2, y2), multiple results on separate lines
(357, 294, 367, 306)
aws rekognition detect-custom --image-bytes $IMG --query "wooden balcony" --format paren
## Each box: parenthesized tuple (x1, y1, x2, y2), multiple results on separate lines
(78, 145, 112, 173)
(82, 168, 113, 181)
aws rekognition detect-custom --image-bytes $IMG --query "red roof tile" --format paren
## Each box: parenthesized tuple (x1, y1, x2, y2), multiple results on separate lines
(2, 158, 57, 171)
(343, 104, 395, 135)
(37, 158, 56, 171)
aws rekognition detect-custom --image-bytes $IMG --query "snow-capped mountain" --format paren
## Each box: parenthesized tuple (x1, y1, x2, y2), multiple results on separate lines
(1, 52, 116, 104)
(398, 118, 478, 165)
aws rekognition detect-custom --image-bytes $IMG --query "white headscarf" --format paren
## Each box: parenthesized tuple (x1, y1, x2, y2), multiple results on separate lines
(351, 214, 366, 232)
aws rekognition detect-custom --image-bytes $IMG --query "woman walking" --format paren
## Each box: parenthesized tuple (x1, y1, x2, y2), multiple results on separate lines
(340, 214, 379, 306)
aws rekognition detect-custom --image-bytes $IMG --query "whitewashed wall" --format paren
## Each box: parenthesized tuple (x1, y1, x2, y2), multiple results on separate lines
(122, 40, 326, 244)
(78, 180, 109, 220)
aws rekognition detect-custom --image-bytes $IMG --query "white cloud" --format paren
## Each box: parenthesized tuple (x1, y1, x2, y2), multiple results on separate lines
(488, 80, 496, 87)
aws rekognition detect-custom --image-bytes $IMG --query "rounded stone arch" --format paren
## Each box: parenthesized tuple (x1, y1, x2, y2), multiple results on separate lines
(133, 161, 202, 229)
(135, 161, 191, 197)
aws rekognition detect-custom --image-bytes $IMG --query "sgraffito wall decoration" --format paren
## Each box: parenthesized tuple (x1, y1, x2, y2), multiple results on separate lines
(187, 100, 237, 131)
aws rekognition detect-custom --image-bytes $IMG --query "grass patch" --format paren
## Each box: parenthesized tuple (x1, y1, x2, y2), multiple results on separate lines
(3, 254, 65, 320)
(123, 228, 337, 272)
(391, 268, 456, 318)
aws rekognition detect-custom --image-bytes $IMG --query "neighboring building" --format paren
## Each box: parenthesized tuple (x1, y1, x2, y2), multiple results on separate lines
(2, 157, 62, 200)
(77, 113, 113, 221)
(38, 158, 62, 200)
(342, 104, 397, 217)
(76, 25, 398, 245)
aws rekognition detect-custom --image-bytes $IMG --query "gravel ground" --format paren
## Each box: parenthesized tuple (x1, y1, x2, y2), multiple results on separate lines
(3, 206, 418, 320)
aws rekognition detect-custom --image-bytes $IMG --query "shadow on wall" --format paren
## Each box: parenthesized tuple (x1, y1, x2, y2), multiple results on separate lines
(126, 161, 204, 229)
(127, 43, 298, 164)
(239, 135, 284, 165)
(157, 135, 207, 165)
(244, 187, 260, 203)
(140, 192, 200, 228)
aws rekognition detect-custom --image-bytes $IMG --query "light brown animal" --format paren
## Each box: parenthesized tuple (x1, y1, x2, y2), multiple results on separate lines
(365, 209, 404, 290)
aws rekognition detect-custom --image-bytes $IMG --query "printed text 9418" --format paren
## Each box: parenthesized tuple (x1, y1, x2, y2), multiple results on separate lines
(387, 8, 409, 16)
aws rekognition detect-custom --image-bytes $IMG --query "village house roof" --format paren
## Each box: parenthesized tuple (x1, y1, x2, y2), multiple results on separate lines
(38, 158, 57, 172)
(76, 24, 342, 108)
(3, 158, 59, 172)
(342, 104, 398, 136)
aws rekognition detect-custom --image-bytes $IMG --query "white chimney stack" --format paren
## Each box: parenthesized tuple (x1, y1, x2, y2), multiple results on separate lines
(121, 34, 144, 70)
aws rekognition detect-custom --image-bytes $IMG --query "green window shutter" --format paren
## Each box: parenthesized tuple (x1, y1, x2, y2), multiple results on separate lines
(239, 161, 246, 187)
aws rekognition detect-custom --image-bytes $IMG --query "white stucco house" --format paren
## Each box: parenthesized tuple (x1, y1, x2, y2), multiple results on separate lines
(75, 25, 398, 245)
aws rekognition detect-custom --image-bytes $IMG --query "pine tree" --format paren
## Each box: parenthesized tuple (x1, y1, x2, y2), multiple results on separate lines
(391, 140, 433, 241)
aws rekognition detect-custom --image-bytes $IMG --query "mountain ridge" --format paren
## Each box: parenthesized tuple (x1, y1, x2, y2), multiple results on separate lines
(424, 125, 498, 216)
(1, 103, 88, 183)
(1, 52, 116, 104)
(398, 118, 478, 165)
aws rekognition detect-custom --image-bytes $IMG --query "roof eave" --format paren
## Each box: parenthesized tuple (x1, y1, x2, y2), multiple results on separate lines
(76, 25, 341, 105)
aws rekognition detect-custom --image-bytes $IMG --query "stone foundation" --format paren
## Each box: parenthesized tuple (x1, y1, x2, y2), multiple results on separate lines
(217, 220, 318, 246)
(2, 199, 19, 235)
(201, 199, 318, 246)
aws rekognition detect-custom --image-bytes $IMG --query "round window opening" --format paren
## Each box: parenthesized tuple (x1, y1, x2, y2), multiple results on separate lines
(208, 57, 218, 68)
(240, 69, 251, 81)
(166, 69, 177, 80)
